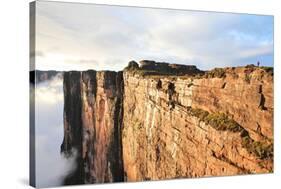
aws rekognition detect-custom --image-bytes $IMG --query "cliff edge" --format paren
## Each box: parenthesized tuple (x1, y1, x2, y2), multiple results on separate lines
(61, 60, 273, 184)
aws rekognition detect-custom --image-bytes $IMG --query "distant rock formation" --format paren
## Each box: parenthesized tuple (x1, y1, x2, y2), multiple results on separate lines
(138, 60, 203, 75)
(30, 70, 62, 84)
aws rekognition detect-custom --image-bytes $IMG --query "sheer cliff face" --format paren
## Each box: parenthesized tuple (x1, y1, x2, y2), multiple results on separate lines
(61, 71, 124, 185)
(122, 66, 273, 181)
(61, 71, 84, 184)
(61, 62, 273, 184)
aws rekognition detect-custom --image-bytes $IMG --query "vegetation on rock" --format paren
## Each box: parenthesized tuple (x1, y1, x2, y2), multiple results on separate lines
(242, 136, 273, 159)
(204, 68, 226, 78)
(260, 66, 273, 75)
(186, 106, 273, 160)
(186, 107, 242, 132)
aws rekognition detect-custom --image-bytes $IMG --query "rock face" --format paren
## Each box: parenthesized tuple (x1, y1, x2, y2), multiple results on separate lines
(61, 70, 124, 185)
(122, 63, 273, 181)
(61, 61, 273, 184)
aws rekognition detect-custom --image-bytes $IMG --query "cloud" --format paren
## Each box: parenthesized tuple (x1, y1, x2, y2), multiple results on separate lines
(35, 76, 76, 188)
(35, 132, 76, 188)
(141, 11, 273, 69)
(35, 75, 63, 105)
(35, 1, 273, 71)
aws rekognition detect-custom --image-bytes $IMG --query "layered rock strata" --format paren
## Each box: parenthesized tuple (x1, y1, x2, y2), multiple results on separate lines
(61, 61, 273, 184)
(122, 63, 273, 181)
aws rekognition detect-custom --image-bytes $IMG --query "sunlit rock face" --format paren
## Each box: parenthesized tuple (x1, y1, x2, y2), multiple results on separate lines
(122, 64, 273, 181)
(61, 70, 124, 185)
(61, 61, 273, 184)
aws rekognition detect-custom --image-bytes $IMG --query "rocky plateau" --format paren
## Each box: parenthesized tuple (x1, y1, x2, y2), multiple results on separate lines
(58, 60, 273, 184)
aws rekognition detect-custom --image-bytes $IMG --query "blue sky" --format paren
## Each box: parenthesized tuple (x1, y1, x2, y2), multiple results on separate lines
(35, 1, 273, 71)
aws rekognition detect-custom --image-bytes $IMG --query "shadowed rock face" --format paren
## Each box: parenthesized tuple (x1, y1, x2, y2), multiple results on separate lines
(61, 71, 84, 185)
(61, 70, 124, 185)
(61, 61, 273, 184)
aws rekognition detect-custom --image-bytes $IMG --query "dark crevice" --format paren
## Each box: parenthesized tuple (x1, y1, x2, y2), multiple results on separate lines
(107, 71, 125, 182)
(211, 151, 251, 174)
(258, 85, 268, 110)
(167, 82, 176, 110)
(61, 71, 84, 185)
(156, 79, 162, 90)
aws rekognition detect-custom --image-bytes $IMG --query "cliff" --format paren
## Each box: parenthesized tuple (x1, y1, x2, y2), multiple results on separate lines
(61, 61, 273, 184)
(61, 70, 124, 185)
(122, 63, 273, 180)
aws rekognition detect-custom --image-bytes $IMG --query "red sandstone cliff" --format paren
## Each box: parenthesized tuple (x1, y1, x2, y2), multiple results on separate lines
(122, 62, 273, 181)
(61, 61, 273, 184)
(61, 70, 124, 185)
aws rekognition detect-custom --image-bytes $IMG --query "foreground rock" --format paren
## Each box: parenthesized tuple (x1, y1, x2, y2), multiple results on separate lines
(122, 62, 273, 181)
(61, 61, 273, 184)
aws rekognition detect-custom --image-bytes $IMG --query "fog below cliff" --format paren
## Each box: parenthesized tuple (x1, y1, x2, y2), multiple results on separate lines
(35, 75, 76, 188)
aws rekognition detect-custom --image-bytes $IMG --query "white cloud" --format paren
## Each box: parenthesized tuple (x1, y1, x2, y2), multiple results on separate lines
(35, 130, 76, 188)
(35, 75, 63, 105)
(35, 76, 76, 188)
(35, 1, 273, 71)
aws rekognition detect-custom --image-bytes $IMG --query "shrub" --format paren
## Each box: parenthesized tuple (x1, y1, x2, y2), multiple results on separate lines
(186, 108, 242, 132)
(242, 136, 273, 159)
(244, 74, 251, 84)
(194, 73, 204, 79)
(186, 107, 273, 160)
(205, 68, 226, 78)
(204, 113, 243, 132)
(245, 64, 256, 68)
(260, 66, 273, 75)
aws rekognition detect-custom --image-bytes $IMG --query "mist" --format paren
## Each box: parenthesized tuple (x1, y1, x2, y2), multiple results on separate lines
(35, 75, 76, 188)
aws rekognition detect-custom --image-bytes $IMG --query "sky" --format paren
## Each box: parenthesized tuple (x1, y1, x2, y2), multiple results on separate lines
(35, 1, 273, 71)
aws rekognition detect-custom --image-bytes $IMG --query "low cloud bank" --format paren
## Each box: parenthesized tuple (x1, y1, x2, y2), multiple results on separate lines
(35, 75, 76, 188)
